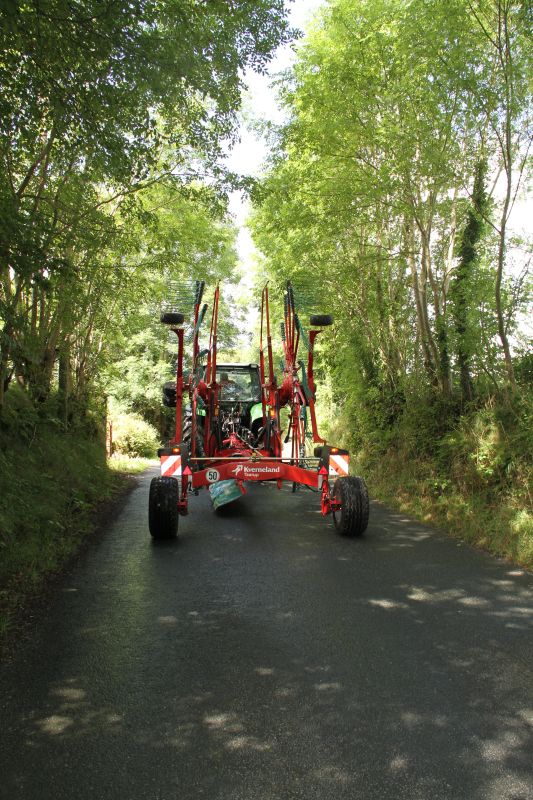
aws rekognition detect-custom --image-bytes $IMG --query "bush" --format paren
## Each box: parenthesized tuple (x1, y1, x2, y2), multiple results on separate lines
(354, 390, 533, 568)
(111, 412, 159, 458)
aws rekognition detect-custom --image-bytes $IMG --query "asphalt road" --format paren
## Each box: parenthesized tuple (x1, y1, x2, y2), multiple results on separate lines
(1, 467, 532, 800)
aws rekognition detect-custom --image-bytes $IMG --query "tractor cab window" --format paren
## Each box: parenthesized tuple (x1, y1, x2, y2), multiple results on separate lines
(217, 369, 260, 402)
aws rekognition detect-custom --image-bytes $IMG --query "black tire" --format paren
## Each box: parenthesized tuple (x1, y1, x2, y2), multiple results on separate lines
(310, 314, 333, 327)
(149, 477, 179, 539)
(160, 311, 185, 325)
(314, 445, 324, 457)
(182, 415, 205, 457)
(332, 476, 369, 537)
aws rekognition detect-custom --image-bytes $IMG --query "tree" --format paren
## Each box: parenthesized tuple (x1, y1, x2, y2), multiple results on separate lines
(250, 0, 531, 484)
(252, 0, 531, 419)
(0, 0, 291, 409)
(465, 0, 532, 390)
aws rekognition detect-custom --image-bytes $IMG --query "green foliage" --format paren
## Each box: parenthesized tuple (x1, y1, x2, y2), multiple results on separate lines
(515, 349, 533, 387)
(0, 0, 290, 411)
(252, 0, 530, 396)
(111, 413, 160, 458)
(103, 184, 240, 432)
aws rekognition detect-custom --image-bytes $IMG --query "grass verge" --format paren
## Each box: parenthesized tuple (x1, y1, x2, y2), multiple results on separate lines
(359, 450, 533, 570)
(108, 454, 156, 474)
(0, 415, 152, 642)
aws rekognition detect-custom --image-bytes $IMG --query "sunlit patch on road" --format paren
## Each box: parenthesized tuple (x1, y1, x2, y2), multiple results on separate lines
(36, 715, 74, 735)
(368, 598, 409, 610)
(255, 667, 275, 676)
(51, 687, 86, 701)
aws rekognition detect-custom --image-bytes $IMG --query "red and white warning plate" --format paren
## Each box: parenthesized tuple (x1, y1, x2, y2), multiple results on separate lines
(329, 453, 350, 478)
(160, 454, 182, 477)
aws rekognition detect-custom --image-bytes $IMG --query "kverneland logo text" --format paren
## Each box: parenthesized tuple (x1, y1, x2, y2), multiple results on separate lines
(232, 464, 280, 477)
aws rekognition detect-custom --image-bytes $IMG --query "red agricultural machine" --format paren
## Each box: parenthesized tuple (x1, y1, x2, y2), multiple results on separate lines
(149, 280, 369, 539)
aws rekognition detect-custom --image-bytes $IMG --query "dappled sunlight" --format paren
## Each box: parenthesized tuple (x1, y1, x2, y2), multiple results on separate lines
(381, 527, 433, 541)
(406, 586, 465, 603)
(389, 755, 409, 772)
(517, 709, 533, 725)
(295, 536, 321, 547)
(203, 712, 244, 732)
(225, 734, 272, 752)
(479, 727, 529, 765)
(274, 686, 297, 699)
(29, 680, 126, 741)
(36, 715, 74, 735)
(183, 609, 225, 630)
(368, 598, 409, 610)
(203, 711, 274, 753)
(378, 576, 533, 629)
(449, 657, 476, 669)
(4, 643, 533, 800)
(498, 606, 531, 616)
(303, 664, 332, 674)
(485, 775, 533, 800)
(311, 765, 352, 784)
(314, 682, 342, 692)
(158, 615, 178, 625)
(400, 711, 448, 730)
(51, 687, 86, 701)
(457, 596, 491, 608)
(490, 579, 519, 588)
(255, 666, 275, 676)
(400, 710, 425, 729)
(2, 474, 532, 800)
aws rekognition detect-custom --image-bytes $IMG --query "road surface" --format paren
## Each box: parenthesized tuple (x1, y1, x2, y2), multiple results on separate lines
(1, 467, 532, 800)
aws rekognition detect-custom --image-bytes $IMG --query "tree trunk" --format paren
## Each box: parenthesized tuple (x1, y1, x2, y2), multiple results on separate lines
(421, 228, 451, 397)
(452, 160, 488, 404)
(405, 220, 438, 386)
(58, 339, 72, 429)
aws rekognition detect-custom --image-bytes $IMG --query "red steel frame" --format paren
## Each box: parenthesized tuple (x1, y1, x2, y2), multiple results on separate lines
(163, 281, 344, 518)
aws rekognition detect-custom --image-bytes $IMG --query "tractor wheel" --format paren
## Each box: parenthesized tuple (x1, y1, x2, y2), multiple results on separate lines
(160, 311, 185, 325)
(149, 477, 179, 539)
(310, 314, 333, 327)
(332, 476, 369, 537)
(182, 415, 205, 457)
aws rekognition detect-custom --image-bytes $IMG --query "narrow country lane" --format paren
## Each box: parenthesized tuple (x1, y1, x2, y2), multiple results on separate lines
(1, 467, 532, 800)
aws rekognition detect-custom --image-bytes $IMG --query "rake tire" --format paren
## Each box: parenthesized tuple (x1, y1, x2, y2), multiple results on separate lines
(332, 476, 369, 537)
(163, 380, 176, 407)
(160, 312, 185, 325)
(310, 314, 333, 327)
(149, 477, 179, 540)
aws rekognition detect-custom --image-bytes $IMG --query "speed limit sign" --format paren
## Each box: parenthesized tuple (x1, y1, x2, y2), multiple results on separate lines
(206, 468, 220, 483)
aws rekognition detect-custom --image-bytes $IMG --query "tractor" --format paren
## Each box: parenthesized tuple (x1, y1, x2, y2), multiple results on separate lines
(149, 280, 369, 539)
